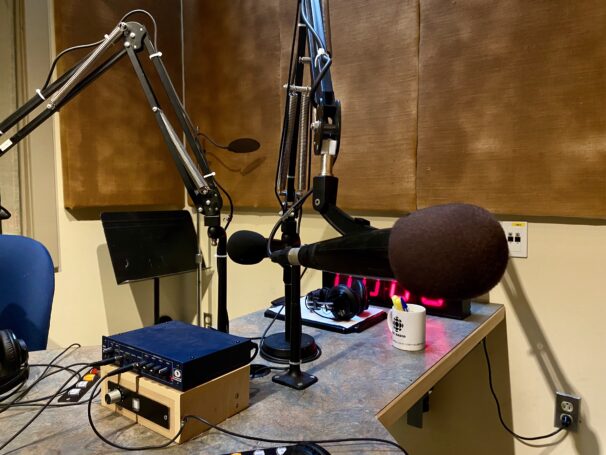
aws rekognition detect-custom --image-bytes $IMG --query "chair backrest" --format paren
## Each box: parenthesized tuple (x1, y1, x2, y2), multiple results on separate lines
(0, 235, 55, 351)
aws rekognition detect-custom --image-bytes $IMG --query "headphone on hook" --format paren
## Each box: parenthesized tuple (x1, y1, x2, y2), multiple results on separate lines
(0, 329, 29, 395)
(305, 279, 369, 321)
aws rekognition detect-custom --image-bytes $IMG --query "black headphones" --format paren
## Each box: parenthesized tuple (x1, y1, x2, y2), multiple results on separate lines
(305, 279, 369, 321)
(0, 329, 29, 395)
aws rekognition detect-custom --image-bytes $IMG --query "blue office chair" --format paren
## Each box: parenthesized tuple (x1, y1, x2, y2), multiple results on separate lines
(0, 235, 55, 351)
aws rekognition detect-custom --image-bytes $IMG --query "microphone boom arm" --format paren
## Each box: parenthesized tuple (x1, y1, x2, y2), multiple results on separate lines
(288, 0, 373, 235)
(0, 19, 230, 332)
(0, 20, 222, 228)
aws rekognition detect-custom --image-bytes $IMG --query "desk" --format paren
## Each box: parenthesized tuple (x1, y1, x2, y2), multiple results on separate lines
(1, 303, 504, 454)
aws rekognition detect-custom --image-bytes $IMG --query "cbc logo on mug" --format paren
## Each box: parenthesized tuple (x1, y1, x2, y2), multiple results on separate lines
(392, 316, 405, 337)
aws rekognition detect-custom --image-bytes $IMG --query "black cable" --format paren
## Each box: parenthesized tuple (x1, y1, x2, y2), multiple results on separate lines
(28, 362, 80, 368)
(42, 40, 105, 90)
(88, 371, 403, 453)
(197, 131, 229, 150)
(87, 367, 187, 451)
(310, 308, 336, 321)
(30, 343, 81, 382)
(300, 2, 327, 50)
(300, 267, 308, 279)
(182, 414, 408, 454)
(0, 363, 86, 402)
(194, 132, 235, 231)
(42, 9, 160, 92)
(304, 294, 339, 321)
(0, 367, 56, 403)
(312, 310, 335, 320)
(309, 57, 332, 97)
(251, 304, 285, 363)
(267, 188, 314, 258)
(482, 338, 568, 441)
(248, 266, 306, 346)
(300, 0, 333, 100)
(0, 343, 81, 410)
(119, 9, 158, 49)
(4, 363, 90, 406)
(0, 364, 91, 451)
(250, 343, 259, 362)
(42, 9, 159, 91)
(6, 389, 101, 409)
(274, 0, 302, 207)
(214, 179, 234, 231)
(1, 356, 119, 409)
(205, 150, 240, 172)
(0, 373, 28, 402)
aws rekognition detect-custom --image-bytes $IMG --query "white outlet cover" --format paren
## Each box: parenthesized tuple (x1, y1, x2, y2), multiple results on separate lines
(500, 221, 528, 258)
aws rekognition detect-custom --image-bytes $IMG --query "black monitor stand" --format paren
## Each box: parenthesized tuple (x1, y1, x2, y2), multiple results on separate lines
(101, 210, 198, 325)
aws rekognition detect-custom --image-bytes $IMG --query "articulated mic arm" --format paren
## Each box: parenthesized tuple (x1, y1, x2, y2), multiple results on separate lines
(0, 19, 230, 332)
(0, 20, 222, 233)
(277, 0, 371, 235)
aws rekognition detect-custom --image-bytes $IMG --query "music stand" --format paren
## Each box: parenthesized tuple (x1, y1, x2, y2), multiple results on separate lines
(101, 210, 199, 324)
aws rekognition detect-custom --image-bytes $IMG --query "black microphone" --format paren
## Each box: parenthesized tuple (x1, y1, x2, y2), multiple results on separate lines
(227, 230, 284, 265)
(270, 203, 509, 300)
(227, 138, 261, 154)
(199, 132, 260, 153)
(0, 204, 11, 220)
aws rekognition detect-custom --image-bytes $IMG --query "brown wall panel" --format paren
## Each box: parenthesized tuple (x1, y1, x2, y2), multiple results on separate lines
(322, 0, 418, 212)
(183, 0, 282, 210)
(55, 1, 184, 210)
(55, 1, 606, 218)
(417, 0, 606, 217)
(184, 0, 419, 213)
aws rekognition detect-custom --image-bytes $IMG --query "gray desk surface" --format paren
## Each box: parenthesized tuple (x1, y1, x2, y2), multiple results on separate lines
(1, 303, 504, 454)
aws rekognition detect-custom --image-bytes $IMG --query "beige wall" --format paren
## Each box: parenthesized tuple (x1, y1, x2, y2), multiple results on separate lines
(0, 0, 21, 234)
(389, 220, 606, 454)
(15, 1, 606, 454)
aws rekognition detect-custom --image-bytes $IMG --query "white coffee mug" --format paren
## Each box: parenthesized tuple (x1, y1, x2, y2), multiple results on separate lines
(387, 304, 426, 351)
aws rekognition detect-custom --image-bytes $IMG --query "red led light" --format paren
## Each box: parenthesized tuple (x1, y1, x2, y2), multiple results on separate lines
(401, 289, 411, 302)
(331, 273, 446, 309)
(420, 296, 445, 308)
(369, 279, 381, 297)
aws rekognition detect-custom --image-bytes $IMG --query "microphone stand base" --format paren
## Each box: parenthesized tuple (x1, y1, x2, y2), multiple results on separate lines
(259, 332, 321, 364)
(272, 366, 318, 390)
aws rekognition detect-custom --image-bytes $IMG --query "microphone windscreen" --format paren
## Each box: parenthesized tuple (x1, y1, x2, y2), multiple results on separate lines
(0, 205, 11, 220)
(227, 138, 260, 153)
(388, 203, 509, 299)
(227, 230, 268, 265)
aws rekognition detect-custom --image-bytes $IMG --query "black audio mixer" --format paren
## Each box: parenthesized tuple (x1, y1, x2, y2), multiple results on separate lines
(101, 321, 254, 391)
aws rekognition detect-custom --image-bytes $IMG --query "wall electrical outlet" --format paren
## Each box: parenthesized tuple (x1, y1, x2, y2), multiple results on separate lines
(500, 221, 528, 258)
(203, 313, 213, 328)
(554, 392, 581, 431)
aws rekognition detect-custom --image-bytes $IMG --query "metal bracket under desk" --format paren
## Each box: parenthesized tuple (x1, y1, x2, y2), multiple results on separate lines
(377, 305, 505, 428)
(407, 390, 432, 428)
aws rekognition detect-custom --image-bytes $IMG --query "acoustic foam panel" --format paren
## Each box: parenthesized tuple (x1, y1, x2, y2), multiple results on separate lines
(183, 0, 419, 213)
(55, 1, 184, 211)
(417, 0, 606, 218)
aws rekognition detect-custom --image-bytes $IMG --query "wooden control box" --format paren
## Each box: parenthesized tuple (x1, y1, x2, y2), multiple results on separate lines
(100, 364, 249, 444)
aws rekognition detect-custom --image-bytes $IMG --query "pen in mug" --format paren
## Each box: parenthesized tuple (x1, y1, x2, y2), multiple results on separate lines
(391, 295, 409, 312)
(391, 295, 402, 311)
